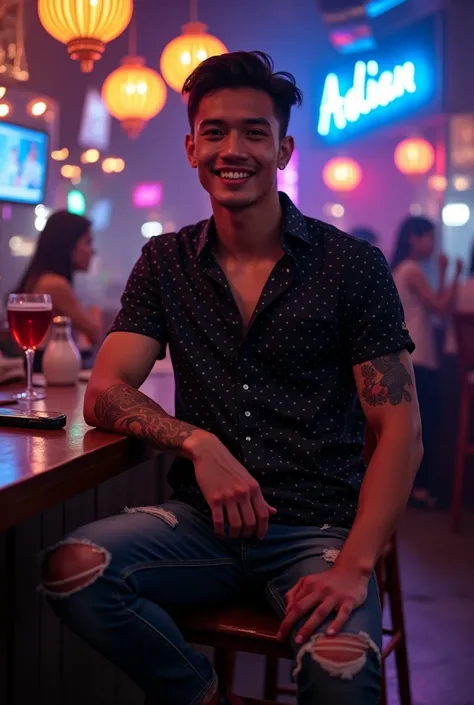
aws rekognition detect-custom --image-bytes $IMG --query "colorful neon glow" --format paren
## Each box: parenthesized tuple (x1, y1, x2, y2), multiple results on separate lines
(133, 182, 163, 209)
(318, 60, 416, 137)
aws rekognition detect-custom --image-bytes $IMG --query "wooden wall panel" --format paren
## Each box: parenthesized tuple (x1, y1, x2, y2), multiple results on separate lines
(1, 453, 168, 705)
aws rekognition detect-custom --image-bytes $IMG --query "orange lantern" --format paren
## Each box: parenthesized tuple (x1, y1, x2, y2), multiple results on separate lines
(102, 56, 167, 138)
(38, 0, 133, 73)
(160, 22, 227, 93)
(394, 137, 435, 176)
(323, 157, 362, 192)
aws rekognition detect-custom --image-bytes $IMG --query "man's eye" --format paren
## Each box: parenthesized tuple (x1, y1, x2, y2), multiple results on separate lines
(247, 129, 266, 138)
(203, 129, 222, 138)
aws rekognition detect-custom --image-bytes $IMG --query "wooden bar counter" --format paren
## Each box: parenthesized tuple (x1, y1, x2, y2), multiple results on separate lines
(0, 371, 175, 533)
(0, 368, 176, 705)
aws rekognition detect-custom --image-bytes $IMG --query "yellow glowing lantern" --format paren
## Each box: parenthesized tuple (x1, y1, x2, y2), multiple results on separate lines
(102, 157, 125, 173)
(37, 0, 133, 73)
(61, 164, 81, 182)
(102, 56, 167, 137)
(160, 22, 227, 93)
(323, 157, 362, 192)
(0, 101, 12, 118)
(28, 99, 48, 117)
(81, 148, 100, 164)
(0, 87, 6, 99)
(394, 137, 434, 176)
(52, 148, 69, 161)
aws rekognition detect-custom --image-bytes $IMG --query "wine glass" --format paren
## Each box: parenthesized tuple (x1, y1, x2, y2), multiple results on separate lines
(7, 293, 53, 401)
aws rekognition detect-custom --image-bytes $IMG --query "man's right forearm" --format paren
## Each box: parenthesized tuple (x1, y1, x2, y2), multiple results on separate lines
(85, 381, 210, 455)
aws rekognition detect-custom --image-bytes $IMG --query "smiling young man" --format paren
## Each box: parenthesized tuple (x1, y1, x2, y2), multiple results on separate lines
(41, 52, 422, 705)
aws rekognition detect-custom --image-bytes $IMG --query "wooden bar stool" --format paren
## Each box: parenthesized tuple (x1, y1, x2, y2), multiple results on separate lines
(452, 313, 474, 532)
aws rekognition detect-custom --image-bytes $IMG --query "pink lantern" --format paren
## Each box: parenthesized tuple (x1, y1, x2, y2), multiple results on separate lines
(323, 157, 362, 192)
(133, 182, 163, 209)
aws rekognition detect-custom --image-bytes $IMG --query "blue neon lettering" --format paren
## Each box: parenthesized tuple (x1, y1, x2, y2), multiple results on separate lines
(318, 60, 416, 136)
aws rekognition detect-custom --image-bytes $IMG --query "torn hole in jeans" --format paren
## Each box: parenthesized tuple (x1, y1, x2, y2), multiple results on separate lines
(124, 506, 178, 528)
(39, 537, 111, 599)
(293, 631, 381, 680)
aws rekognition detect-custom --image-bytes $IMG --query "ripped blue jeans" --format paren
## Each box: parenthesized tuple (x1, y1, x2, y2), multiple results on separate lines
(41, 500, 382, 705)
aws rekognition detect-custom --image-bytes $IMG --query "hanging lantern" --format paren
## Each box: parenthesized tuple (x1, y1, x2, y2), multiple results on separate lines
(323, 157, 362, 192)
(37, 0, 133, 73)
(160, 22, 227, 93)
(394, 137, 435, 176)
(102, 56, 167, 138)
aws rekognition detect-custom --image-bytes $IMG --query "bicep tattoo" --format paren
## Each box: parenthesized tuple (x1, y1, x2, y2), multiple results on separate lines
(360, 352, 413, 407)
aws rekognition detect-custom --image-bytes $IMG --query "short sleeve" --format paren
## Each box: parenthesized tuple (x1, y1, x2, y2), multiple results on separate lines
(340, 242, 415, 365)
(109, 240, 167, 359)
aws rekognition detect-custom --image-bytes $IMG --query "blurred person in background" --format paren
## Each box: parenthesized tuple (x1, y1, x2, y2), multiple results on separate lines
(392, 215, 462, 508)
(12, 210, 102, 369)
(437, 243, 474, 502)
(351, 227, 379, 247)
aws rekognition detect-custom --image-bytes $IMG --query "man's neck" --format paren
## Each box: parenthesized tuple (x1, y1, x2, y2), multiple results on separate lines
(211, 191, 283, 262)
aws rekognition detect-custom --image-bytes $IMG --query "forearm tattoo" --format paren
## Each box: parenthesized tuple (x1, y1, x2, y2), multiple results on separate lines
(361, 352, 413, 407)
(94, 383, 195, 450)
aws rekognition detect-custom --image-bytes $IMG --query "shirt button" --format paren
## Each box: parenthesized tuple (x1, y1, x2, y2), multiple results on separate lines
(245, 436, 251, 442)
(245, 411, 251, 417)
(243, 384, 249, 390)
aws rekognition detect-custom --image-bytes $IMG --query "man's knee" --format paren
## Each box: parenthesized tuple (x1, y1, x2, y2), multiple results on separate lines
(294, 633, 380, 679)
(294, 632, 381, 704)
(41, 539, 111, 598)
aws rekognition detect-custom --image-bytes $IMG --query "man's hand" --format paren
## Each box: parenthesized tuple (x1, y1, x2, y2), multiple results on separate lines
(183, 431, 276, 540)
(278, 566, 369, 644)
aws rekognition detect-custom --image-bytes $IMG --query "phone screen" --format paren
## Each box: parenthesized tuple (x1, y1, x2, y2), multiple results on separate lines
(0, 408, 63, 420)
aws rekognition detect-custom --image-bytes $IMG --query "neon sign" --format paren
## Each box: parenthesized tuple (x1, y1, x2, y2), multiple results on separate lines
(315, 16, 439, 142)
(318, 60, 417, 137)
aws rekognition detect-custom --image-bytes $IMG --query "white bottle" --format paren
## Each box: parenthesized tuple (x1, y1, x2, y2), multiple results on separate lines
(42, 316, 81, 385)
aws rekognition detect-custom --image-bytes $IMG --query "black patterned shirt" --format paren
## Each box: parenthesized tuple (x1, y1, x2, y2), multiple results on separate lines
(111, 194, 414, 527)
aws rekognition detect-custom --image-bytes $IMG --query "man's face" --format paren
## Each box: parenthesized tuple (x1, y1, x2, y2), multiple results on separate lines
(185, 88, 293, 210)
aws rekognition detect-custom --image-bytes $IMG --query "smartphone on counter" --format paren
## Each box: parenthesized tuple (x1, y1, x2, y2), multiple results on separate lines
(0, 407, 67, 430)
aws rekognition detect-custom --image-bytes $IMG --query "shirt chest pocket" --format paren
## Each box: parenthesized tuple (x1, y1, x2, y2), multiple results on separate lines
(258, 313, 342, 371)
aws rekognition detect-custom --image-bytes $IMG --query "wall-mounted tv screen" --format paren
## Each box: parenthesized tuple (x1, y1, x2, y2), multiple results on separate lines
(0, 122, 49, 205)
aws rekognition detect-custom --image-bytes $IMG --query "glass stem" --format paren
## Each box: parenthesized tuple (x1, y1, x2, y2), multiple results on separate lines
(25, 348, 34, 396)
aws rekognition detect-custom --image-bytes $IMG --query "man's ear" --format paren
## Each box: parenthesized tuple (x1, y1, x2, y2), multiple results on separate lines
(185, 133, 197, 168)
(278, 135, 294, 170)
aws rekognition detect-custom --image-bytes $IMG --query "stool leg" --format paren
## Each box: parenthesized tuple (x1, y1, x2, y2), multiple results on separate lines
(452, 390, 470, 533)
(379, 660, 387, 705)
(263, 656, 279, 700)
(386, 542, 412, 705)
(214, 649, 237, 690)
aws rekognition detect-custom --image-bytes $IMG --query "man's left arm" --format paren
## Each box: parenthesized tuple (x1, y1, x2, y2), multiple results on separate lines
(335, 349, 423, 579)
(279, 242, 423, 643)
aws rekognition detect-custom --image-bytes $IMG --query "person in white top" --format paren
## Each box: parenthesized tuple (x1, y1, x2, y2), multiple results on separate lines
(392, 216, 462, 507)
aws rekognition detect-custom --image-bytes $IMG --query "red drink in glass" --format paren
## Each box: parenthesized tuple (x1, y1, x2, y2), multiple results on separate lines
(8, 304, 52, 350)
(7, 293, 53, 401)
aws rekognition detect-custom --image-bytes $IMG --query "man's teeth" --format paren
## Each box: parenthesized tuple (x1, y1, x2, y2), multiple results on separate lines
(219, 171, 251, 179)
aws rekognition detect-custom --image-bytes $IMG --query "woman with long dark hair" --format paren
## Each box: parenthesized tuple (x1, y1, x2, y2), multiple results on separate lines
(14, 210, 101, 347)
(392, 215, 462, 507)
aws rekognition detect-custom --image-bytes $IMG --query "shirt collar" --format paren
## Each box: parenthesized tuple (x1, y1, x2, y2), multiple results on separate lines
(195, 192, 310, 258)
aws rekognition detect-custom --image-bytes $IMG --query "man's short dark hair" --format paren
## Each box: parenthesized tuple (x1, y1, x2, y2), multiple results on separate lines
(182, 51, 303, 138)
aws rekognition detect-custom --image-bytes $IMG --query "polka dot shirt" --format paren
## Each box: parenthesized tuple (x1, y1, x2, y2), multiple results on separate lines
(111, 193, 414, 528)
